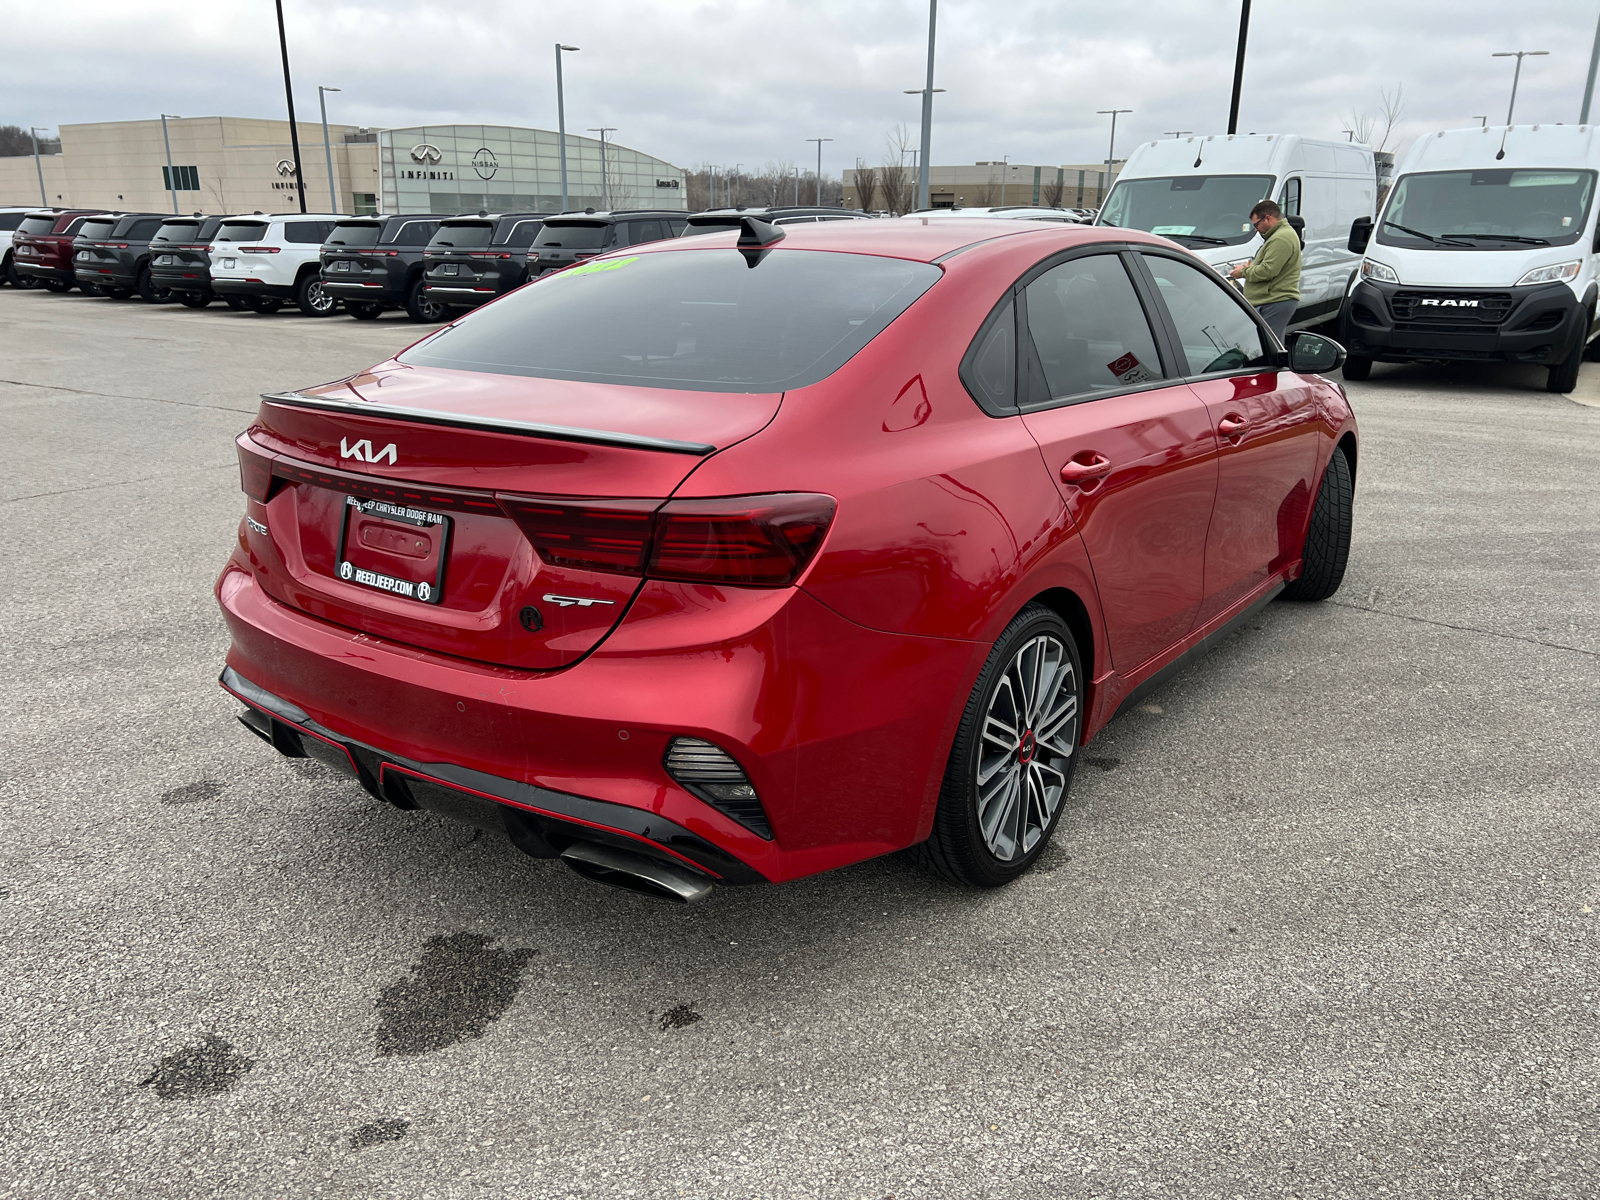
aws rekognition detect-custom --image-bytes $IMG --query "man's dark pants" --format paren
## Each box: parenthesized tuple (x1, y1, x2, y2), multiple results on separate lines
(1256, 298, 1297, 341)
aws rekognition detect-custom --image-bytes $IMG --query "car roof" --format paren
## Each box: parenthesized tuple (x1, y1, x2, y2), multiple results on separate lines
(544, 209, 684, 225)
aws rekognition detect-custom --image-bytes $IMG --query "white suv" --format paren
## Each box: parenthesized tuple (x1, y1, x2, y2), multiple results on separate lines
(209, 213, 342, 316)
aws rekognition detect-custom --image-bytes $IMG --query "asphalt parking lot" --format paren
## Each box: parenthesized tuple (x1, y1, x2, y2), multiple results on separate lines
(1, 287, 1597, 1200)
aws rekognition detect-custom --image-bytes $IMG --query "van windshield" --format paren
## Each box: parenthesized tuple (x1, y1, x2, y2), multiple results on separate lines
(1377, 169, 1597, 249)
(1097, 174, 1273, 246)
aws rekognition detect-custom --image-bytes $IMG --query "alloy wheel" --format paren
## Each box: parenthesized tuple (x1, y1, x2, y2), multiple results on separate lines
(307, 281, 335, 314)
(975, 633, 1078, 862)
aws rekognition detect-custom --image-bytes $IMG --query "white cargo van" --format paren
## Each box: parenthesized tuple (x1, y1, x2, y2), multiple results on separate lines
(1096, 134, 1376, 332)
(1341, 123, 1600, 392)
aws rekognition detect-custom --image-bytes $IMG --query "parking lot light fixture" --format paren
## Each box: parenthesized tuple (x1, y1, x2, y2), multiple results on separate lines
(914, 0, 938, 210)
(160, 115, 181, 214)
(806, 139, 831, 205)
(30, 126, 48, 205)
(1492, 50, 1549, 125)
(273, 0, 307, 212)
(318, 87, 341, 214)
(556, 45, 580, 210)
(1098, 109, 1132, 192)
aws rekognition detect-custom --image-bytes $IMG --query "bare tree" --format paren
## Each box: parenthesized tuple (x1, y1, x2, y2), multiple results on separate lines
(853, 160, 878, 212)
(878, 123, 917, 215)
(1041, 172, 1064, 208)
(1345, 84, 1405, 153)
(0, 124, 59, 156)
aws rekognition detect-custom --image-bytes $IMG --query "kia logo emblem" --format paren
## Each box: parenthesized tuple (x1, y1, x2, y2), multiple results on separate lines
(410, 143, 442, 165)
(340, 437, 397, 465)
(471, 147, 499, 180)
(275, 159, 298, 177)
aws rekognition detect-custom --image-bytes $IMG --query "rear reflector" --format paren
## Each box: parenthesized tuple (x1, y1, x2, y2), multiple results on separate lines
(496, 492, 835, 587)
(663, 737, 772, 839)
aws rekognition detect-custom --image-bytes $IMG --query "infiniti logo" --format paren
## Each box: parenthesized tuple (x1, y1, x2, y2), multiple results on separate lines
(410, 143, 442, 165)
(340, 437, 398, 465)
(1419, 298, 1479, 307)
(275, 159, 298, 177)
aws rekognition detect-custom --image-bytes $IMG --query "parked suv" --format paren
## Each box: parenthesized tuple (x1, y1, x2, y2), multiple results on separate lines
(1, 206, 52, 288)
(320, 214, 454, 322)
(74, 212, 177, 301)
(11, 210, 107, 292)
(209, 213, 341, 315)
(149, 215, 235, 309)
(527, 210, 688, 277)
(681, 207, 871, 235)
(420, 212, 549, 313)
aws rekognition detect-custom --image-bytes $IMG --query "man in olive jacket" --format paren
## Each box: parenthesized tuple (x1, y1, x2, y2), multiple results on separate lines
(1229, 198, 1300, 340)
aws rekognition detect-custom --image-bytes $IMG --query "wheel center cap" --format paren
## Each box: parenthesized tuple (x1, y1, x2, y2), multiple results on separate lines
(1018, 730, 1036, 764)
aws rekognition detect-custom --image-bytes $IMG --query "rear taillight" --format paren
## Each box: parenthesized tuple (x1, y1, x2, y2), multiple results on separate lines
(357, 249, 399, 257)
(237, 435, 276, 501)
(496, 492, 835, 587)
(526, 252, 540, 262)
(238, 246, 280, 254)
(467, 252, 512, 259)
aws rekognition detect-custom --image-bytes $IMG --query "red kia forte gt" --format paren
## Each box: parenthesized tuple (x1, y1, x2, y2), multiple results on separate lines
(216, 216, 1357, 902)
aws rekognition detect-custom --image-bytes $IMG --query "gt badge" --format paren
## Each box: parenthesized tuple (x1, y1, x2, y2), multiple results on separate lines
(542, 594, 616, 608)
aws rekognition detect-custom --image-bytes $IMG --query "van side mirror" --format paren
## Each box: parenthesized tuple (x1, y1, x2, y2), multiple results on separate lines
(1286, 331, 1346, 375)
(1348, 216, 1373, 254)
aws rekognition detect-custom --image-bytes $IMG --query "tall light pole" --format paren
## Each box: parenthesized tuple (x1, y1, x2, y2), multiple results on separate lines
(1227, 0, 1251, 135)
(1492, 50, 1549, 125)
(914, 0, 938, 211)
(793, 166, 800, 205)
(160, 115, 180, 214)
(318, 86, 341, 214)
(1098, 109, 1132, 202)
(732, 162, 742, 207)
(30, 127, 48, 205)
(1474, 115, 1489, 128)
(555, 44, 579, 210)
(273, 0, 307, 212)
(1584, 9, 1600, 124)
(806, 139, 831, 206)
(588, 127, 616, 209)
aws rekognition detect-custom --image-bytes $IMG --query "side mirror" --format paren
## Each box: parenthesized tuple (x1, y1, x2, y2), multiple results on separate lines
(1348, 216, 1373, 254)
(1286, 331, 1346, 375)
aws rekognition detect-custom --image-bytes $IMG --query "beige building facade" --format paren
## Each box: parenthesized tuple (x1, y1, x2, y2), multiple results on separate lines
(844, 161, 1125, 212)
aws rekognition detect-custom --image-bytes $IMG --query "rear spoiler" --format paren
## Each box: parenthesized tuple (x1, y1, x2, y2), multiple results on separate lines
(260, 391, 715, 456)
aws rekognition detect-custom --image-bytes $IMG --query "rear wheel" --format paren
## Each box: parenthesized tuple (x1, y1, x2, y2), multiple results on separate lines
(1280, 446, 1354, 602)
(42, 277, 73, 293)
(80, 281, 102, 296)
(405, 277, 448, 323)
(178, 293, 211, 309)
(345, 300, 384, 320)
(103, 287, 134, 300)
(295, 273, 338, 317)
(136, 265, 172, 303)
(222, 294, 250, 311)
(5, 256, 37, 288)
(245, 296, 284, 314)
(1547, 325, 1587, 393)
(1341, 354, 1372, 381)
(917, 603, 1082, 887)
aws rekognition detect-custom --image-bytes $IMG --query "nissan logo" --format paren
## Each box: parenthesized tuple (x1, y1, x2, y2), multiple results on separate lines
(275, 159, 298, 177)
(410, 143, 442, 165)
(471, 147, 499, 180)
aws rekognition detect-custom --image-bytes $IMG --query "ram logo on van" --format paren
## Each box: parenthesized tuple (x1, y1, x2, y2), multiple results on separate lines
(1419, 298, 1479, 308)
(340, 438, 398, 465)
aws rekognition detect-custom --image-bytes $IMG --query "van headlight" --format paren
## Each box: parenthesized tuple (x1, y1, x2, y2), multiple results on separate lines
(1514, 261, 1582, 286)
(1361, 259, 1399, 285)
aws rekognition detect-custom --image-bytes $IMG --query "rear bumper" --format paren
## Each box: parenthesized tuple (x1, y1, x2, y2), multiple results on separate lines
(151, 267, 212, 292)
(322, 278, 402, 303)
(1343, 280, 1585, 364)
(423, 283, 502, 306)
(77, 266, 136, 287)
(16, 263, 71, 284)
(216, 556, 980, 885)
(213, 278, 293, 299)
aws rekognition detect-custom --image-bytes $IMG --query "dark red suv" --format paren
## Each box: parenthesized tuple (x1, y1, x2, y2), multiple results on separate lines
(217, 218, 1357, 902)
(12, 210, 107, 291)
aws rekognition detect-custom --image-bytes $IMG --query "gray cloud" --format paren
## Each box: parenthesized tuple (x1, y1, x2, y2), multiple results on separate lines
(4, 0, 1595, 174)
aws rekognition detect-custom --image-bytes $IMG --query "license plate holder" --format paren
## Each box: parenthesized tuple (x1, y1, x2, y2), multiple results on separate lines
(222, 257, 236, 269)
(156, 254, 174, 265)
(334, 495, 451, 605)
(440, 263, 459, 276)
(330, 259, 349, 271)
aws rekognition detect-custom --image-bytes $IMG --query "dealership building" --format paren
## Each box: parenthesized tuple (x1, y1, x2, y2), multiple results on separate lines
(0, 116, 687, 216)
(843, 161, 1125, 211)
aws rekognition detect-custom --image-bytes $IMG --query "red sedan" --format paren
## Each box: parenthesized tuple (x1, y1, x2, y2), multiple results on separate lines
(217, 217, 1357, 901)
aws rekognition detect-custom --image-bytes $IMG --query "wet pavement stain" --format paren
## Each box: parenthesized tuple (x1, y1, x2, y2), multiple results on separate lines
(658, 1002, 702, 1031)
(138, 1034, 255, 1099)
(375, 932, 537, 1057)
(348, 1118, 411, 1149)
(161, 779, 224, 805)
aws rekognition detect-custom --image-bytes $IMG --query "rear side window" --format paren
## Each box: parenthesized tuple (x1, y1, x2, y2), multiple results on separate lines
(400, 248, 941, 393)
(18, 215, 57, 235)
(627, 219, 665, 245)
(499, 219, 543, 248)
(1141, 253, 1273, 372)
(328, 223, 382, 247)
(128, 218, 165, 240)
(77, 219, 118, 240)
(0, 213, 24, 232)
(1024, 254, 1164, 402)
(64, 216, 92, 234)
(961, 298, 1017, 412)
(534, 222, 608, 249)
(389, 220, 438, 246)
(429, 222, 493, 249)
(284, 221, 333, 243)
(216, 221, 268, 243)
(153, 221, 201, 243)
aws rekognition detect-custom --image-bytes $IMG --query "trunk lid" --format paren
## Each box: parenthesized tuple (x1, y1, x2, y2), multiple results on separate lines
(242, 363, 780, 670)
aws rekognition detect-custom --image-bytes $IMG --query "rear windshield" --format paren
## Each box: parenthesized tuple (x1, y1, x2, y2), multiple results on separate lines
(121, 217, 165, 240)
(19, 215, 58, 235)
(215, 221, 269, 243)
(77, 218, 118, 240)
(327, 222, 382, 247)
(428, 222, 493, 249)
(399, 248, 942, 393)
(153, 221, 202, 243)
(534, 222, 608, 249)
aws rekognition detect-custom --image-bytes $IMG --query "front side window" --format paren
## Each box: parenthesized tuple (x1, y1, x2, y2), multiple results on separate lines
(1098, 174, 1274, 247)
(1024, 254, 1164, 402)
(1279, 177, 1302, 217)
(1141, 253, 1273, 375)
(1378, 168, 1597, 249)
(400, 248, 941, 393)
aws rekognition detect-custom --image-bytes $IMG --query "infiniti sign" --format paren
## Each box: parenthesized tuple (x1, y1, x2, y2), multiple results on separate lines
(410, 143, 442, 164)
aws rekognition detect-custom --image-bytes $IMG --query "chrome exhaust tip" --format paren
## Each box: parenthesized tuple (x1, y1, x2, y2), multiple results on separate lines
(559, 841, 714, 904)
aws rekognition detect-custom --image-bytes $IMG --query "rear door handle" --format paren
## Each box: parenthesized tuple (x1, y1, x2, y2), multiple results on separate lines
(1218, 415, 1250, 437)
(1060, 454, 1113, 484)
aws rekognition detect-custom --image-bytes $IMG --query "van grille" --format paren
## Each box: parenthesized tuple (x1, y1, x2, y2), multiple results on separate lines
(1390, 290, 1513, 328)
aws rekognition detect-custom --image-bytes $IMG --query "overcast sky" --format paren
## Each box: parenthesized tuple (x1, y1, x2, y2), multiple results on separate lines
(4, 0, 1596, 173)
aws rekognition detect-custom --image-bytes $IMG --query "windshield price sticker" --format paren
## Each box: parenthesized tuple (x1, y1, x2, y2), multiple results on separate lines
(1106, 352, 1157, 385)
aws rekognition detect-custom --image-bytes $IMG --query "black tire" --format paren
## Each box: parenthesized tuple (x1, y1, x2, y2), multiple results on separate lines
(42, 277, 72, 293)
(1341, 354, 1372, 381)
(405, 277, 448, 323)
(223, 294, 250, 311)
(178, 293, 211, 309)
(79, 281, 102, 296)
(345, 300, 384, 320)
(245, 296, 284, 314)
(103, 287, 134, 300)
(1584, 335, 1600, 363)
(1280, 446, 1354, 602)
(916, 603, 1083, 887)
(6, 256, 37, 288)
(295, 272, 338, 317)
(1547, 326, 1586, 393)
(136, 265, 172, 303)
